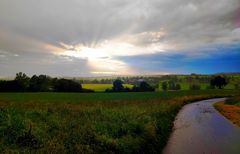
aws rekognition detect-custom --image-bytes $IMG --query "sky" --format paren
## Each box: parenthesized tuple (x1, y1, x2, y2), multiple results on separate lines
(0, 0, 240, 77)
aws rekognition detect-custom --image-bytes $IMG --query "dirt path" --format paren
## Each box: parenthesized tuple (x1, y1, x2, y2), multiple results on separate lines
(163, 98, 240, 154)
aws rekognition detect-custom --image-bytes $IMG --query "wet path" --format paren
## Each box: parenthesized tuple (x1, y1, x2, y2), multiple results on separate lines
(163, 98, 240, 154)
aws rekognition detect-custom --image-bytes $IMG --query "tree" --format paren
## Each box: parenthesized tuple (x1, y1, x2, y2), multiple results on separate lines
(112, 79, 124, 92)
(53, 79, 82, 92)
(130, 81, 154, 92)
(1, 72, 95, 93)
(28, 75, 39, 91)
(29, 75, 52, 92)
(139, 81, 154, 92)
(14, 72, 30, 91)
(0, 80, 22, 92)
(210, 76, 227, 89)
(162, 81, 168, 91)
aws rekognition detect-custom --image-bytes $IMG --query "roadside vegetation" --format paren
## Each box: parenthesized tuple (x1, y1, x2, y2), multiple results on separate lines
(214, 96, 240, 127)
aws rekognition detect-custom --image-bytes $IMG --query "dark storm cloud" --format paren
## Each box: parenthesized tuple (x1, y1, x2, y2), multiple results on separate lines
(0, 0, 239, 76)
(0, 51, 91, 77)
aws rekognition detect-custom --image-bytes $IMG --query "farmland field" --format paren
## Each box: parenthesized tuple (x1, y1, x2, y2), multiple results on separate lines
(158, 81, 238, 91)
(82, 84, 133, 92)
(0, 90, 239, 153)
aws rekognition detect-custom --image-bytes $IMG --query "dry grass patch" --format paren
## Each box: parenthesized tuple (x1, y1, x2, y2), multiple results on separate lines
(214, 102, 240, 127)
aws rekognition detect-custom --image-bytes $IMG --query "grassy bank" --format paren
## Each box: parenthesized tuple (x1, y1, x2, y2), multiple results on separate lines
(0, 90, 239, 153)
(214, 96, 240, 127)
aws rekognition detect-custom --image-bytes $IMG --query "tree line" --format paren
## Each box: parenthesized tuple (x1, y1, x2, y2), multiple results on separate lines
(0, 73, 155, 93)
(105, 79, 155, 92)
(0, 72, 93, 92)
(161, 75, 228, 91)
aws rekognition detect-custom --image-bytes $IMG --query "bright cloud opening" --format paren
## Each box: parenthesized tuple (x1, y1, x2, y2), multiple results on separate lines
(56, 31, 169, 75)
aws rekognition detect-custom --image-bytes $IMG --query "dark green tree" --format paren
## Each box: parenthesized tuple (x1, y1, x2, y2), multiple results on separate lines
(29, 75, 52, 92)
(54, 79, 82, 92)
(112, 79, 124, 92)
(139, 81, 155, 91)
(210, 76, 227, 89)
(14, 72, 30, 91)
(0, 80, 22, 92)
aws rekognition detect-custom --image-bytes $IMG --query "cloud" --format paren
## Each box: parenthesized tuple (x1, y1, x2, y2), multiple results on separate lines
(117, 44, 240, 74)
(0, 0, 239, 76)
(0, 50, 92, 76)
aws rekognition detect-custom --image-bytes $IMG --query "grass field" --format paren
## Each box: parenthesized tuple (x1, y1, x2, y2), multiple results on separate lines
(82, 84, 133, 92)
(0, 90, 239, 153)
(0, 90, 238, 102)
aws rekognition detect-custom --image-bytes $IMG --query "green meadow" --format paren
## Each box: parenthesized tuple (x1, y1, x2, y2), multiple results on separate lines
(158, 81, 238, 91)
(158, 82, 209, 90)
(0, 89, 239, 153)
